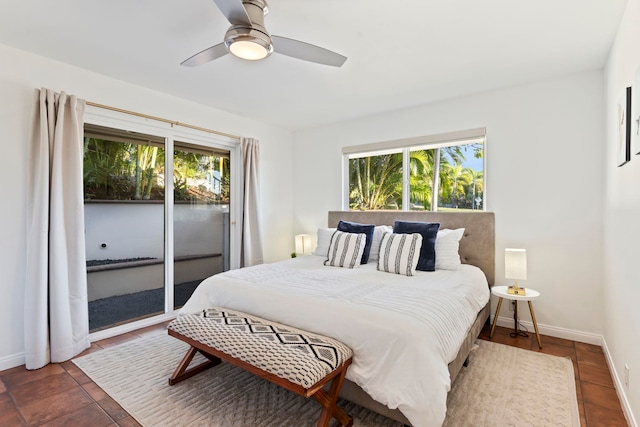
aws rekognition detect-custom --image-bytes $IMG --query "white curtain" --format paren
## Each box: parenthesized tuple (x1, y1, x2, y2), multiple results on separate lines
(24, 89, 89, 369)
(240, 138, 264, 267)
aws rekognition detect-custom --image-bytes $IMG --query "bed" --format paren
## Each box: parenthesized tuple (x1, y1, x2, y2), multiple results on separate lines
(180, 211, 495, 427)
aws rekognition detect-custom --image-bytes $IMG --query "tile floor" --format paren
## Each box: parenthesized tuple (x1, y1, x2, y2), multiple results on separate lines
(479, 323, 629, 426)
(0, 322, 630, 426)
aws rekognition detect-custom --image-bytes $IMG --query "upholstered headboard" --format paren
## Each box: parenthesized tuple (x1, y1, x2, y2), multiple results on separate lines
(328, 211, 495, 285)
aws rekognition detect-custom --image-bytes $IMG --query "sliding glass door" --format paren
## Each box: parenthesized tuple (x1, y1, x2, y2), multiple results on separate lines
(83, 119, 238, 333)
(84, 124, 167, 331)
(173, 141, 231, 310)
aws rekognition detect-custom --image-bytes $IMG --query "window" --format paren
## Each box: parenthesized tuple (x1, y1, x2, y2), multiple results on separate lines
(344, 128, 485, 211)
(83, 111, 240, 335)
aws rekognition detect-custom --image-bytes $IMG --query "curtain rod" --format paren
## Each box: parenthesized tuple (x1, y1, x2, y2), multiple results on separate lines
(85, 100, 241, 140)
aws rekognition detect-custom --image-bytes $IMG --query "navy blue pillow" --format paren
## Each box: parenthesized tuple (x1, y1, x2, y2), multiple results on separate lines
(337, 220, 375, 264)
(393, 221, 440, 271)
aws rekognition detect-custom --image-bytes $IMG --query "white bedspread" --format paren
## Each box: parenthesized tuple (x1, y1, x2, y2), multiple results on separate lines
(180, 255, 489, 427)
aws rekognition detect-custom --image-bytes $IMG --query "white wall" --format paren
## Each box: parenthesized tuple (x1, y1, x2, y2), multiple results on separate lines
(604, 0, 640, 424)
(293, 70, 605, 340)
(0, 44, 294, 369)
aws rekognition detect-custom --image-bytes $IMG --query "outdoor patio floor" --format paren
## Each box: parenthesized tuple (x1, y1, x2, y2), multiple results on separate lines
(88, 280, 201, 331)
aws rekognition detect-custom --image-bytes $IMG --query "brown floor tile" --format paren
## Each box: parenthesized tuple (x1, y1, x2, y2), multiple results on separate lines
(98, 396, 129, 421)
(38, 403, 114, 427)
(0, 409, 25, 427)
(1, 364, 65, 390)
(82, 382, 109, 402)
(18, 385, 93, 425)
(10, 372, 78, 407)
(61, 360, 93, 385)
(538, 334, 575, 349)
(0, 393, 25, 426)
(576, 384, 585, 419)
(0, 365, 28, 376)
(532, 341, 577, 364)
(486, 325, 533, 350)
(584, 402, 629, 426)
(0, 377, 6, 393)
(117, 415, 142, 427)
(579, 364, 615, 388)
(581, 381, 623, 412)
(576, 342, 603, 354)
(577, 347, 608, 369)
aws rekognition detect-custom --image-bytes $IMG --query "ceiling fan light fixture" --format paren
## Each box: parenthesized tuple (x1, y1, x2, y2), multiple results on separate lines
(229, 38, 270, 60)
(225, 27, 273, 61)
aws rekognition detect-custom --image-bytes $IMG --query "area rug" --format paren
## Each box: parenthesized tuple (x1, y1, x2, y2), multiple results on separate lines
(73, 332, 580, 426)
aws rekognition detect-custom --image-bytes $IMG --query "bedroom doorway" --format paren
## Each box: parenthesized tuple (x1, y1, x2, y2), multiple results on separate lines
(82, 115, 240, 335)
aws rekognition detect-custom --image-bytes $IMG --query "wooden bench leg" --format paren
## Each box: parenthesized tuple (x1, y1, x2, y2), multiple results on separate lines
(313, 366, 353, 427)
(168, 346, 221, 386)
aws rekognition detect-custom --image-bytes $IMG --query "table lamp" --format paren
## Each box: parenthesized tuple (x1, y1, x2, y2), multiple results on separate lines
(505, 248, 527, 295)
(295, 234, 311, 256)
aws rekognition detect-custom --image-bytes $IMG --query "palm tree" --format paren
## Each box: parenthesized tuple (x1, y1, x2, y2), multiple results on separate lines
(349, 153, 404, 210)
(469, 170, 484, 209)
(349, 151, 435, 210)
(443, 164, 473, 208)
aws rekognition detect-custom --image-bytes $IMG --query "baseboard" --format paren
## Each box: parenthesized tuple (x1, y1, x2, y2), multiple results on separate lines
(491, 315, 602, 345)
(602, 337, 638, 427)
(0, 352, 25, 371)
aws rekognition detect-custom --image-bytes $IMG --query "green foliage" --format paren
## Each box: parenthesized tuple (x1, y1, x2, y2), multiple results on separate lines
(83, 138, 230, 204)
(348, 143, 484, 211)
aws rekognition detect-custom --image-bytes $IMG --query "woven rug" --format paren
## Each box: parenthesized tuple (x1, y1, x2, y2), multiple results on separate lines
(73, 332, 580, 427)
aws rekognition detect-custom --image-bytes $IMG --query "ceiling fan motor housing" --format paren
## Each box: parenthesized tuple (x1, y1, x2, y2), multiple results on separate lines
(224, 0, 273, 59)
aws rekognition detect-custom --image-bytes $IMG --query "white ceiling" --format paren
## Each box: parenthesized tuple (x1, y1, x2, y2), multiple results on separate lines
(0, 0, 628, 130)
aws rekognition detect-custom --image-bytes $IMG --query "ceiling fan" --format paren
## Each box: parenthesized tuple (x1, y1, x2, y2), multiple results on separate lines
(181, 0, 347, 67)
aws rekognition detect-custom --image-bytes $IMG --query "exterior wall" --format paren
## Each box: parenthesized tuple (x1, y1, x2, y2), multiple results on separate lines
(85, 203, 227, 261)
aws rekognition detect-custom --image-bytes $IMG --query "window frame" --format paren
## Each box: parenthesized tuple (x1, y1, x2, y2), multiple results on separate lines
(342, 128, 486, 211)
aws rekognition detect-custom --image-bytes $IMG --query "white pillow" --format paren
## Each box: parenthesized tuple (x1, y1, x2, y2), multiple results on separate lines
(435, 228, 465, 270)
(377, 232, 423, 276)
(324, 231, 367, 269)
(368, 225, 393, 262)
(313, 227, 336, 256)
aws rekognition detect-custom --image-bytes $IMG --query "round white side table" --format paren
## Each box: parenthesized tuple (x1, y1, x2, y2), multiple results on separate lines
(489, 285, 542, 348)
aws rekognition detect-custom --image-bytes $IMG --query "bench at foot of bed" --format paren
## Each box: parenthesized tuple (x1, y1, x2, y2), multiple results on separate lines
(167, 307, 354, 427)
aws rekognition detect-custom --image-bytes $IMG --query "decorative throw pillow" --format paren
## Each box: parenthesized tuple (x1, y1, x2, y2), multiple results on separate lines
(337, 220, 375, 264)
(313, 227, 337, 257)
(435, 228, 465, 270)
(393, 220, 440, 271)
(368, 225, 393, 262)
(324, 231, 367, 269)
(377, 232, 423, 276)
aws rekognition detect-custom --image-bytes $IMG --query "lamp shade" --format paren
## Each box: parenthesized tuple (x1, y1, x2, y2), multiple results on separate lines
(505, 248, 527, 280)
(295, 234, 311, 255)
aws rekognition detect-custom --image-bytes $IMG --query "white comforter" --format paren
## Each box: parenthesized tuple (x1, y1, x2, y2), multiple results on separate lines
(180, 255, 489, 427)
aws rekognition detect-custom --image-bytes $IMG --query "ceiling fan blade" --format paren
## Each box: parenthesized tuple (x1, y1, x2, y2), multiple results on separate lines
(272, 35, 347, 67)
(181, 43, 229, 67)
(211, 0, 252, 26)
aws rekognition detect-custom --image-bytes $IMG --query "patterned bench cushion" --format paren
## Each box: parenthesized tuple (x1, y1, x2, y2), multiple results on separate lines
(168, 308, 353, 389)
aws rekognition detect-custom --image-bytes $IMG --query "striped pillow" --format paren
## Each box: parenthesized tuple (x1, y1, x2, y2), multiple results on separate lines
(324, 231, 367, 269)
(377, 232, 423, 276)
